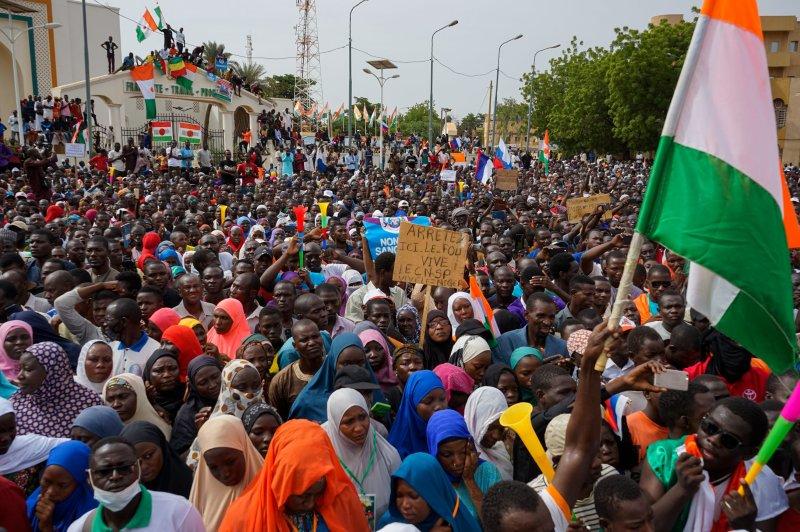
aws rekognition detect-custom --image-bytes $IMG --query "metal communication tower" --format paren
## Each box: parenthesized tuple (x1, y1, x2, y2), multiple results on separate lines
(295, 0, 323, 133)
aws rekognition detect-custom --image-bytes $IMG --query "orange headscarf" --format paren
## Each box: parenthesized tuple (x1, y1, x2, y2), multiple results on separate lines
(205, 298, 252, 359)
(219, 419, 370, 532)
(161, 324, 203, 381)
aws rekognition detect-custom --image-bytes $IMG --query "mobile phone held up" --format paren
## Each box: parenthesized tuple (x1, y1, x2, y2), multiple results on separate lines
(653, 369, 689, 391)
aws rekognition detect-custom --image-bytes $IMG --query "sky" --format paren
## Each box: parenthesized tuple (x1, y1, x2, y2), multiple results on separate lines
(107, 0, 798, 121)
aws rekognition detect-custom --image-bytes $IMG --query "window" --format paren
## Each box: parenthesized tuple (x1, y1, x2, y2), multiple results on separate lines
(790, 41, 799, 53)
(774, 99, 787, 129)
(770, 41, 780, 53)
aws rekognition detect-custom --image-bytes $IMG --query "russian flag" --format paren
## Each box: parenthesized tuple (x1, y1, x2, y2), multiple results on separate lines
(475, 149, 493, 185)
(603, 394, 631, 438)
(449, 138, 461, 151)
(494, 138, 512, 168)
(381, 121, 389, 134)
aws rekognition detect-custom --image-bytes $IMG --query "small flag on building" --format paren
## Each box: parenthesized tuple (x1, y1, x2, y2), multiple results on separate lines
(151, 121, 173, 142)
(178, 122, 202, 144)
(130, 64, 156, 119)
(168, 56, 186, 78)
(135, 8, 159, 43)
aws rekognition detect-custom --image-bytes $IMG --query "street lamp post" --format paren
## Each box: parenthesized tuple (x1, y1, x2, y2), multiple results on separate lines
(1, 12, 61, 147)
(429, 20, 457, 149)
(364, 63, 398, 170)
(525, 44, 560, 153)
(490, 34, 523, 151)
(348, 0, 369, 146)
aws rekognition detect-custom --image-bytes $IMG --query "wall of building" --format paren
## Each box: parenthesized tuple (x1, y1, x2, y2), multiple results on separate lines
(0, 15, 36, 119)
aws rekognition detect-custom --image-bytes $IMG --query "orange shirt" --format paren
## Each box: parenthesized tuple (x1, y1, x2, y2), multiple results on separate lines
(242, 130, 252, 143)
(627, 410, 669, 462)
(685, 357, 772, 402)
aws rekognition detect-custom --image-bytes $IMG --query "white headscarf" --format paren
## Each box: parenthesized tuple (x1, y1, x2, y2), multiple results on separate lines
(451, 334, 492, 365)
(463, 387, 513, 480)
(322, 388, 401, 517)
(446, 292, 486, 334)
(0, 398, 68, 474)
(343, 269, 364, 297)
(75, 339, 111, 394)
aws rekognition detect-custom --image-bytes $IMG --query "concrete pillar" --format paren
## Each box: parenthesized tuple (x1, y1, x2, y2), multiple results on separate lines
(221, 110, 235, 153)
(107, 104, 122, 144)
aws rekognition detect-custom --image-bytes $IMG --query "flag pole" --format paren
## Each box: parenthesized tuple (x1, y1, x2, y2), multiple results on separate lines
(593, 14, 710, 372)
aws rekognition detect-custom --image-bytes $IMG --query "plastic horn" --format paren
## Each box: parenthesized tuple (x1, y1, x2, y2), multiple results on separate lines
(219, 205, 227, 226)
(318, 201, 330, 218)
(500, 402, 555, 482)
(739, 381, 800, 494)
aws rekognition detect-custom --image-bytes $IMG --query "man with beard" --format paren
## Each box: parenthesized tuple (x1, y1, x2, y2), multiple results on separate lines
(268, 319, 325, 419)
(494, 292, 568, 365)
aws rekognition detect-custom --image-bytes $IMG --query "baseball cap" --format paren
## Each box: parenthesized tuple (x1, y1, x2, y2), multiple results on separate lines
(398, 200, 409, 208)
(333, 366, 381, 391)
(254, 246, 272, 260)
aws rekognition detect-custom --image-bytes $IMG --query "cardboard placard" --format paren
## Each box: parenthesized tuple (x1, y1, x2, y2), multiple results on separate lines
(495, 168, 519, 191)
(439, 169, 457, 182)
(394, 222, 469, 289)
(566, 193, 613, 223)
(65, 143, 86, 158)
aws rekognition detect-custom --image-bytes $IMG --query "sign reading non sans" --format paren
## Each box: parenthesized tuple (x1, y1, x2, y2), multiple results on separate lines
(566, 193, 613, 223)
(394, 222, 469, 289)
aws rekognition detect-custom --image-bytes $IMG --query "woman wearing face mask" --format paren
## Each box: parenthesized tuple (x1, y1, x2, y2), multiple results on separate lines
(170, 356, 222, 456)
(378, 452, 481, 532)
(0, 320, 32, 383)
(241, 401, 283, 457)
(121, 421, 193, 498)
(102, 373, 171, 439)
(12, 343, 103, 438)
(143, 350, 185, 422)
(464, 387, 513, 481)
(74, 340, 113, 395)
(388, 370, 447, 459)
(26, 440, 97, 532)
(206, 298, 253, 360)
(190, 415, 263, 531)
(219, 419, 369, 532)
(322, 388, 401, 517)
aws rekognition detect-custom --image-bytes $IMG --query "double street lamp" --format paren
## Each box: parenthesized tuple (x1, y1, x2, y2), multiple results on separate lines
(490, 34, 523, 151)
(428, 20, 458, 148)
(525, 43, 560, 153)
(364, 59, 398, 170)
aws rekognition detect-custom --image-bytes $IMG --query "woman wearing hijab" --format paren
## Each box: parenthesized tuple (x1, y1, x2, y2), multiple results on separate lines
(327, 275, 349, 315)
(206, 298, 253, 359)
(358, 328, 397, 393)
(74, 340, 113, 395)
(378, 452, 481, 532)
(509, 346, 543, 403)
(481, 364, 520, 406)
(101, 373, 171, 439)
(342, 269, 364, 297)
(44, 203, 65, 223)
(146, 307, 181, 343)
(289, 332, 382, 423)
(446, 293, 486, 337)
(464, 387, 513, 480)
(384, 344, 425, 415)
(69, 405, 124, 446)
(219, 419, 370, 532)
(387, 370, 447, 459)
(170, 356, 222, 455)
(160, 325, 203, 381)
(426, 409, 502, 518)
(322, 388, 401, 517)
(137, 231, 161, 271)
(0, 319, 32, 382)
(432, 363, 475, 415)
(0, 398, 67, 496)
(25, 440, 96, 532)
(143, 350, 185, 422)
(449, 335, 492, 385)
(241, 401, 283, 457)
(179, 316, 207, 346)
(11, 342, 102, 438)
(121, 421, 193, 498)
(0, 372, 16, 399)
(190, 415, 263, 532)
(422, 310, 454, 370)
(395, 303, 421, 345)
(10, 312, 81, 370)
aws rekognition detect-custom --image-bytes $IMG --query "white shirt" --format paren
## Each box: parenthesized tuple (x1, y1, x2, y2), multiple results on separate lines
(602, 357, 634, 381)
(246, 304, 263, 333)
(644, 320, 671, 341)
(67, 489, 206, 532)
(175, 31, 185, 46)
(108, 149, 125, 172)
(25, 292, 53, 313)
(197, 149, 212, 168)
(167, 146, 183, 168)
(111, 333, 161, 376)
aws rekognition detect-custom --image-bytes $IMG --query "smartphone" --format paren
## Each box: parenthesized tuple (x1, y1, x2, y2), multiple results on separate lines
(370, 401, 391, 417)
(653, 369, 689, 391)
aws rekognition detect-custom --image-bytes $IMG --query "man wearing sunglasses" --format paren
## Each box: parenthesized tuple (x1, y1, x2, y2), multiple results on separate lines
(632, 264, 673, 323)
(69, 437, 204, 531)
(640, 397, 788, 532)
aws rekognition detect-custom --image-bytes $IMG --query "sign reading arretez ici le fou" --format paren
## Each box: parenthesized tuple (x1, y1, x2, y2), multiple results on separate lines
(393, 222, 470, 289)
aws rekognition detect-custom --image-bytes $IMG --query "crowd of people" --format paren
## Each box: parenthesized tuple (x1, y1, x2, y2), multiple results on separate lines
(1, 101, 800, 532)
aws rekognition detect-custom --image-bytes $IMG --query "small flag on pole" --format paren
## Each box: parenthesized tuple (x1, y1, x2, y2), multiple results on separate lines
(538, 129, 550, 175)
(135, 8, 159, 43)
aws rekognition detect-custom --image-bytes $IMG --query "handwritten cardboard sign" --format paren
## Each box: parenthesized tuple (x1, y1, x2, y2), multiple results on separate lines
(65, 143, 86, 158)
(566, 193, 613, 223)
(495, 168, 519, 191)
(440, 169, 457, 182)
(394, 222, 469, 289)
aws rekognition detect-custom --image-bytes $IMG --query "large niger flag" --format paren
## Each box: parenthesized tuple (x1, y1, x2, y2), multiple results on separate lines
(130, 64, 156, 119)
(637, 0, 800, 371)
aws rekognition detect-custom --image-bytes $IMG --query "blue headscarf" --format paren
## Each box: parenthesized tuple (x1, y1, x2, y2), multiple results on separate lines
(0, 370, 16, 398)
(378, 453, 481, 532)
(10, 311, 81, 370)
(426, 409, 477, 482)
(71, 405, 124, 440)
(288, 332, 384, 422)
(388, 370, 445, 459)
(26, 441, 97, 532)
(157, 247, 183, 267)
(236, 216, 253, 237)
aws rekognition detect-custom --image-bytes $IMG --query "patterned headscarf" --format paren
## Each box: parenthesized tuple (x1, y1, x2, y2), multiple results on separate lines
(11, 342, 103, 437)
(396, 303, 421, 344)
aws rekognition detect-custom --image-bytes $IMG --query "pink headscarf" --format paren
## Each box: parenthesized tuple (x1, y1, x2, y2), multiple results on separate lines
(84, 208, 98, 222)
(0, 320, 33, 381)
(148, 307, 181, 334)
(357, 329, 397, 391)
(206, 298, 253, 359)
(433, 363, 474, 414)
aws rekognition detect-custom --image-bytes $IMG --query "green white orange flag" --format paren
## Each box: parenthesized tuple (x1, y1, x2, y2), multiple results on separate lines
(637, 0, 800, 372)
(538, 129, 550, 175)
(136, 8, 159, 43)
(176, 62, 196, 92)
(130, 64, 156, 119)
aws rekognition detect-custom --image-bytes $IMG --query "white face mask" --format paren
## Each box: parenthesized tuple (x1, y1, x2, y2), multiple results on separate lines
(89, 465, 142, 512)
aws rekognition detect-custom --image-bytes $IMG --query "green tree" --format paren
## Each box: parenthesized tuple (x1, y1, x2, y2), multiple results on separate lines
(493, 98, 528, 142)
(264, 74, 313, 99)
(605, 20, 695, 152)
(201, 41, 237, 71)
(459, 113, 484, 137)
(232, 62, 267, 86)
(396, 101, 441, 138)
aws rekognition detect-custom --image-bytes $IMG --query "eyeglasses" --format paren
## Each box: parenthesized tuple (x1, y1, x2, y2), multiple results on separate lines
(89, 461, 139, 480)
(650, 281, 672, 289)
(700, 417, 743, 450)
(428, 319, 449, 329)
